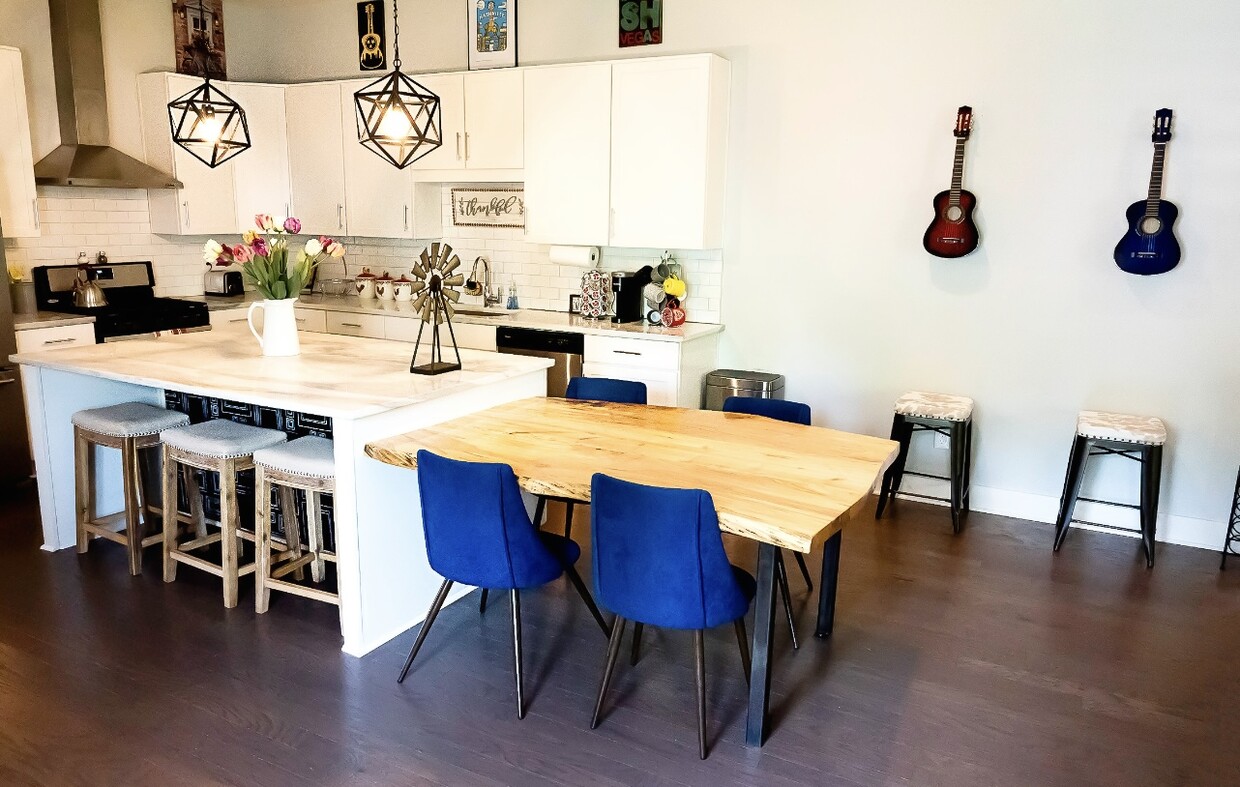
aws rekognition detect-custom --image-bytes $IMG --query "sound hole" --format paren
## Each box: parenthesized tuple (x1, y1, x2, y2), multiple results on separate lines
(944, 205, 964, 223)
(1140, 216, 1162, 235)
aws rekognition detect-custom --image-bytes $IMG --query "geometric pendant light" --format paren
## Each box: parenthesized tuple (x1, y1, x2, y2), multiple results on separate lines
(167, 78, 251, 168)
(353, 0, 443, 168)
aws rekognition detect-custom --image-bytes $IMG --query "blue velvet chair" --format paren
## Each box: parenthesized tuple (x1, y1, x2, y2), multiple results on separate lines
(396, 451, 609, 719)
(723, 395, 816, 650)
(588, 473, 755, 759)
(533, 376, 650, 540)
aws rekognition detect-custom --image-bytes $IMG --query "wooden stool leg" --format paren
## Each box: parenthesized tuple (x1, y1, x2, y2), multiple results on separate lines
(949, 420, 967, 535)
(162, 446, 180, 582)
(120, 438, 144, 576)
(1140, 446, 1163, 569)
(182, 466, 206, 539)
(74, 426, 94, 554)
(307, 490, 326, 583)
(219, 462, 240, 609)
(278, 485, 305, 582)
(255, 465, 273, 613)
(1053, 436, 1090, 552)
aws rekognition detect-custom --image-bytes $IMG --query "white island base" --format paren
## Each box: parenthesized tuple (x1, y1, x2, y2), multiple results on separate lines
(13, 325, 552, 656)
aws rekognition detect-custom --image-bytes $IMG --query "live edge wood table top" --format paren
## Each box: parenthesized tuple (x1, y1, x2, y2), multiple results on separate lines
(364, 397, 900, 554)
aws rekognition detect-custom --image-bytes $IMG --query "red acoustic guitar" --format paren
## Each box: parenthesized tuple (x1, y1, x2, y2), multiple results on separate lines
(923, 106, 979, 258)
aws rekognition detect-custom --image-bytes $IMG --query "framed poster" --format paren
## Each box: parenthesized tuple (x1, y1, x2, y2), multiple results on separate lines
(467, 0, 517, 70)
(172, 0, 227, 79)
(451, 187, 525, 228)
(357, 1, 387, 71)
(619, 0, 663, 48)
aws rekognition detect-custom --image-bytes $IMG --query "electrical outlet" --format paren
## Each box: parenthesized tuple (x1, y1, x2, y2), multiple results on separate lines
(934, 432, 951, 450)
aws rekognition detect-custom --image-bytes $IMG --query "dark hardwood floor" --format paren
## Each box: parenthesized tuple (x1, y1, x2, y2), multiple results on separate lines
(0, 481, 1236, 786)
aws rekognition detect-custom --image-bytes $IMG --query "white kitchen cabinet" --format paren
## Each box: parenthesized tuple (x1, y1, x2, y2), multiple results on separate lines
(409, 73, 466, 171)
(582, 331, 720, 409)
(286, 82, 348, 236)
(411, 70, 522, 175)
(209, 307, 251, 329)
(228, 83, 292, 229)
(523, 63, 611, 245)
(138, 73, 239, 236)
(0, 46, 39, 239)
(339, 81, 441, 239)
(609, 55, 730, 249)
(384, 315, 497, 351)
(326, 311, 385, 339)
(295, 308, 327, 333)
(15, 323, 97, 353)
(583, 360, 680, 407)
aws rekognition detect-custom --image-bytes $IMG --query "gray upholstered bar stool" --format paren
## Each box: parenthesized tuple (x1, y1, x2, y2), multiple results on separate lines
(1053, 411, 1167, 568)
(161, 419, 287, 608)
(875, 391, 974, 533)
(72, 402, 191, 575)
(253, 436, 339, 614)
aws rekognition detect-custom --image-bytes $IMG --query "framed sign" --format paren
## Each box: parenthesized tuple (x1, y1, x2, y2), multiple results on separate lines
(357, 1, 387, 71)
(172, 0, 227, 78)
(619, 0, 662, 48)
(451, 187, 525, 228)
(467, 0, 517, 70)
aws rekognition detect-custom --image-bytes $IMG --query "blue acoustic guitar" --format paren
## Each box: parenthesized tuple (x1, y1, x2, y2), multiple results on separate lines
(1114, 109, 1180, 275)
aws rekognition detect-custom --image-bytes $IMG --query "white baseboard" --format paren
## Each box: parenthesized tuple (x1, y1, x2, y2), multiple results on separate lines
(894, 475, 1226, 552)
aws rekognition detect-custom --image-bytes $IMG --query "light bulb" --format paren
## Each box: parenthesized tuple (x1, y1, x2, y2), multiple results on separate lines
(376, 103, 413, 139)
(194, 107, 224, 144)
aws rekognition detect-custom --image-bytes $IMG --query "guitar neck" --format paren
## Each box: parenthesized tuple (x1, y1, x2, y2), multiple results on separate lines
(949, 138, 967, 206)
(1145, 142, 1166, 217)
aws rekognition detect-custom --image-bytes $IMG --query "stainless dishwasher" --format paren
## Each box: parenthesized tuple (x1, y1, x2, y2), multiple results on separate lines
(496, 326, 583, 398)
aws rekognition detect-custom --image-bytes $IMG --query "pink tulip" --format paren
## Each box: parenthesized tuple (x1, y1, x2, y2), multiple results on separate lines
(233, 243, 254, 263)
(283, 216, 302, 234)
(255, 213, 275, 231)
(252, 237, 270, 257)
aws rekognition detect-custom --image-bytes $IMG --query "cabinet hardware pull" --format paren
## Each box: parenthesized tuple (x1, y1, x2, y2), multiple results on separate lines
(43, 338, 76, 345)
(613, 350, 641, 356)
(404, 204, 409, 231)
(464, 132, 470, 161)
(456, 132, 462, 160)
(31, 198, 40, 229)
(183, 201, 191, 229)
(341, 322, 362, 328)
(338, 204, 344, 229)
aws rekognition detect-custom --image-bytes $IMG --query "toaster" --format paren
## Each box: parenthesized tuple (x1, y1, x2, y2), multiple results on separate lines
(204, 269, 244, 297)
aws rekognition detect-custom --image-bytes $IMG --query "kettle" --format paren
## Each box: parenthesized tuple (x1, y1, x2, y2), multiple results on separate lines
(73, 268, 108, 308)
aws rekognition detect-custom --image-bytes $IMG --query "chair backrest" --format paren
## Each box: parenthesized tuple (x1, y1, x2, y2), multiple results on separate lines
(590, 473, 750, 630)
(722, 395, 811, 426)
(566, 376, 648, 405)
(416, 450, 563, 589)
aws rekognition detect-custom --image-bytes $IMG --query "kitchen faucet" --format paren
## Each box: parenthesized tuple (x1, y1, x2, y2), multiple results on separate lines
(466, 256, 502, 307)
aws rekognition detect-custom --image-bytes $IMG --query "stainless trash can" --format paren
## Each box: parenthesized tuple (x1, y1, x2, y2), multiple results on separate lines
(703, 369, 785, 411)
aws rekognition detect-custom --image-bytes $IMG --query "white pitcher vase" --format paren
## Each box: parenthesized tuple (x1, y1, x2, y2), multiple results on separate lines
(247, 297, 301, 357)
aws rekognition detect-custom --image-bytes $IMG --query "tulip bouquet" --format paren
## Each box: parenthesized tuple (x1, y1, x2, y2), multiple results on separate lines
(204, 214, 346, 301)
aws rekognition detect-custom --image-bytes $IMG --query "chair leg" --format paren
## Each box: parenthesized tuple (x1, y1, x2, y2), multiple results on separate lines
(563, 563, 610, 635)
(511, 589, 525, 719)
(121, 438, 143, 576)
(590, 615, 627, 729)
(792, 551, 813, 591)
(183, 466, 206, 539)
(949, 420, 967, 535)
(962, 419, 974, 514)
(775, 551, 798, 650)
(694, 629, 708, 760)
(479, 588, 489, 614)
(307, 490, 326, 582)
(630, 622, 643, 666)
(397, 578, 454, 683)
(255, 466, 273, 614)
(219, 462, 240, 609)
(278, 485, 305, 582)
(1054, 436, 1090, 552)
(1140, 446, 1163, 569)
(74, 427, 93, 554)
(734, 618, 750, 686)
(563, 502, 575, 539)
(876, 415, 913, 518)
(532, 496, 546, 528)
(162, 447, 178, 582)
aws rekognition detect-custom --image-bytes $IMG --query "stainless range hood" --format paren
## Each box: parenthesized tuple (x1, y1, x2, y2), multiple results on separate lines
(33, 0, 181, 189)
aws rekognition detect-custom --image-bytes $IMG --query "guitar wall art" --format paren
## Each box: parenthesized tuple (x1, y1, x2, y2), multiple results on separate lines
(923, 106, 980, 259)
(1114, 109, 1180, 276)
(357, 1, 387, 71)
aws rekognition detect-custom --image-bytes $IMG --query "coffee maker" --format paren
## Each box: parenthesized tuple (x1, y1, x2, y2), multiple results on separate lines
(610, 271, 644, 323)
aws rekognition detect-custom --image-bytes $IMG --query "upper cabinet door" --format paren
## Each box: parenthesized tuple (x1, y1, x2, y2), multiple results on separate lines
(228, 83, 291, 229)
(409, 73, 466, 171)
(523, 63, 611, 245)
(0, 48, 38, 238)
(609, 55, 730, 249)
(340, 80, 415, 239)
(463, 70, 523, 169)
(286, 82, 347, 236)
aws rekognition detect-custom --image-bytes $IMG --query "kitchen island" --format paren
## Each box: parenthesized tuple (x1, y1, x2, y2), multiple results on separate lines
(11, 324, 551, 656)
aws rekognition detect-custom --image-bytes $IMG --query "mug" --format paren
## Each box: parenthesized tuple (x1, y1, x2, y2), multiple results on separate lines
(394, 280, 414, 302)
(376, 279, 395, 301)
(355, 278, 376, 299)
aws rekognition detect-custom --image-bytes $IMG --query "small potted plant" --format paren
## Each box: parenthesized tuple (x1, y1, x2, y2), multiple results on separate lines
(204, 214, 345, 356)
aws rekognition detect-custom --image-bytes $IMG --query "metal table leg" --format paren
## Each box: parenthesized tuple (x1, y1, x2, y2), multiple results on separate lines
(745, 542, 778, 747)
(815, 531, 842, 638)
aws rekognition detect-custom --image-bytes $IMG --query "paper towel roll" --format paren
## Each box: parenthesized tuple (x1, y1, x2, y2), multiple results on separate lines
(548, 245, 600, 268)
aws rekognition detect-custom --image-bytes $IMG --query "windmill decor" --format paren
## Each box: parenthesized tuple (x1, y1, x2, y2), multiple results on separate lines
(408, 242, 465, 375)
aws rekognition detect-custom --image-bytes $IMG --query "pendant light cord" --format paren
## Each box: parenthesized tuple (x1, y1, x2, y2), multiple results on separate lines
(392, 0, 402, 70)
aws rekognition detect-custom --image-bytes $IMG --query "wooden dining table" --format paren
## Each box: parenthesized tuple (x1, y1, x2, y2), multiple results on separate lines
(365, 396, 899, 747)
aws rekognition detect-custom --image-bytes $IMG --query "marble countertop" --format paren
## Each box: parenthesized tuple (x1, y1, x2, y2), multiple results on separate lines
(179, 293, 724, 343)
(10, 323, 553, 420)
(12, 312, 96, 331)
